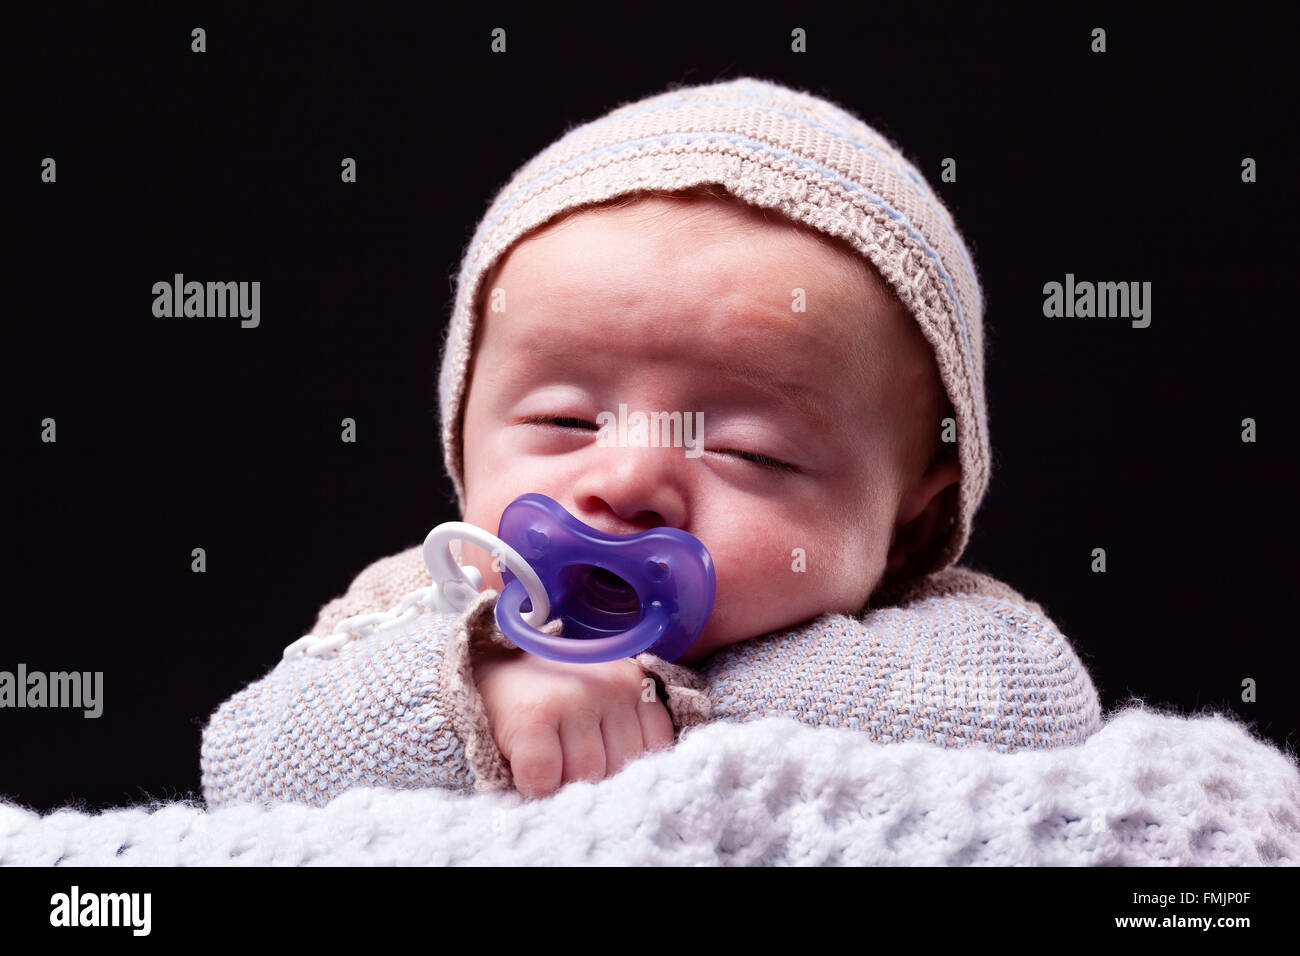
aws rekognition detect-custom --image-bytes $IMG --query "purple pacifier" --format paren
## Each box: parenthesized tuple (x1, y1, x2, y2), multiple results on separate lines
(493, 493, 715, 664)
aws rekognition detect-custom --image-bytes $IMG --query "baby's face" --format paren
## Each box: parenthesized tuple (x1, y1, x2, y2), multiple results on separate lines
(459, 195, 954, 665)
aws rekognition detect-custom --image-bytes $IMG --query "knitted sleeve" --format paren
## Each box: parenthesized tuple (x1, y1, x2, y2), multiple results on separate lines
(199, 584, 521, 809)
(698, 567, 1103, 752)
(199, 546, 706, 809)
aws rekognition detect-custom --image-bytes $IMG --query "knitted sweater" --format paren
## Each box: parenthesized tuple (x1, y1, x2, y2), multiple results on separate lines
(200, 547, 1103, 809)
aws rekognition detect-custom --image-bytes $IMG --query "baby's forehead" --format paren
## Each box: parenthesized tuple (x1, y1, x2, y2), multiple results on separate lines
(504, 195, 904, 335)
(498, 194, 900, 322)
(475, 192, 935, 409)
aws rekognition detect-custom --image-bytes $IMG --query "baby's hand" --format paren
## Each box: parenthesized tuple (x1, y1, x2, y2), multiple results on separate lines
(472, 644, 674, 799)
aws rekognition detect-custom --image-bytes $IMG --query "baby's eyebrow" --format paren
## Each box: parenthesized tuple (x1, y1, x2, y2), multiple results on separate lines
(507, 335, 835, 433)
(703, 357, 835, 434)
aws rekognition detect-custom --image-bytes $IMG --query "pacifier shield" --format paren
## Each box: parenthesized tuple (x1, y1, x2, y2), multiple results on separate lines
(494, 493, 715, 663)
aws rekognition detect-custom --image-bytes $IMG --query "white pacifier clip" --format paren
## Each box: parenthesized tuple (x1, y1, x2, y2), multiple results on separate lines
(281, 522, 551, 661)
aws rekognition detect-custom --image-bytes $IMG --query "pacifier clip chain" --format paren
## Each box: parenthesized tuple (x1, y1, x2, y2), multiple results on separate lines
(281, 523, 549, 661)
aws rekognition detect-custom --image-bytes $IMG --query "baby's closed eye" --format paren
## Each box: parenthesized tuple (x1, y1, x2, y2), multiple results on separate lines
(519, 414, 599, 431)
(517, 415, 797, 471)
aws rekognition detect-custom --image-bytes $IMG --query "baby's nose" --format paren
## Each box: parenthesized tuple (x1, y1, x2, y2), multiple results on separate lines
(568, 444, 690, 534)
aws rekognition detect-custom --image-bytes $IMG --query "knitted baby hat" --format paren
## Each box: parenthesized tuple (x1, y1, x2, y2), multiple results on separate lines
(437, 76, 989, 580)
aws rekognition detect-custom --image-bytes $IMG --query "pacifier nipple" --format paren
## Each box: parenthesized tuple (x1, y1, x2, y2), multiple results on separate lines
(561, 564, 642, 618)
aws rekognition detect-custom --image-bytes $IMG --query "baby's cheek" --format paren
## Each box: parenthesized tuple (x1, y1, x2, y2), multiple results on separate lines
(715, 534, 810, 615)
(782, 514, 881, 614)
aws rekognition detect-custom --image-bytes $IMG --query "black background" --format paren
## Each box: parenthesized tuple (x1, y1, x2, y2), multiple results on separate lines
(6, 4, 1296, 813)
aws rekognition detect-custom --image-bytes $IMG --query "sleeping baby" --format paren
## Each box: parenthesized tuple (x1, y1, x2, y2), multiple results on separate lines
(200, 77, 1102, 808)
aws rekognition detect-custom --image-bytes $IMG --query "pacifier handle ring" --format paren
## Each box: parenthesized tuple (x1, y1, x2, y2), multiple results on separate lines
(496, 578, 672, 663)
(423, 522, 550, 628)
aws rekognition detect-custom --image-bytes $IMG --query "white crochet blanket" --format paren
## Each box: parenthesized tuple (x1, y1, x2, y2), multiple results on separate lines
(2, 704, 1297, 866)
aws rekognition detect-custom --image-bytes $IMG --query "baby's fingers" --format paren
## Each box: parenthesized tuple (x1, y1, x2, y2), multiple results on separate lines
(558, 714, 606, 787)
(637, 696, 675, 754)
(600, 706, 647, 776)
(507, 722, 563, 800)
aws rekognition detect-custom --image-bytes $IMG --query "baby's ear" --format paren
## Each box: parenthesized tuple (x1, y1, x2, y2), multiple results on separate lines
(884, 457, 961, 580)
